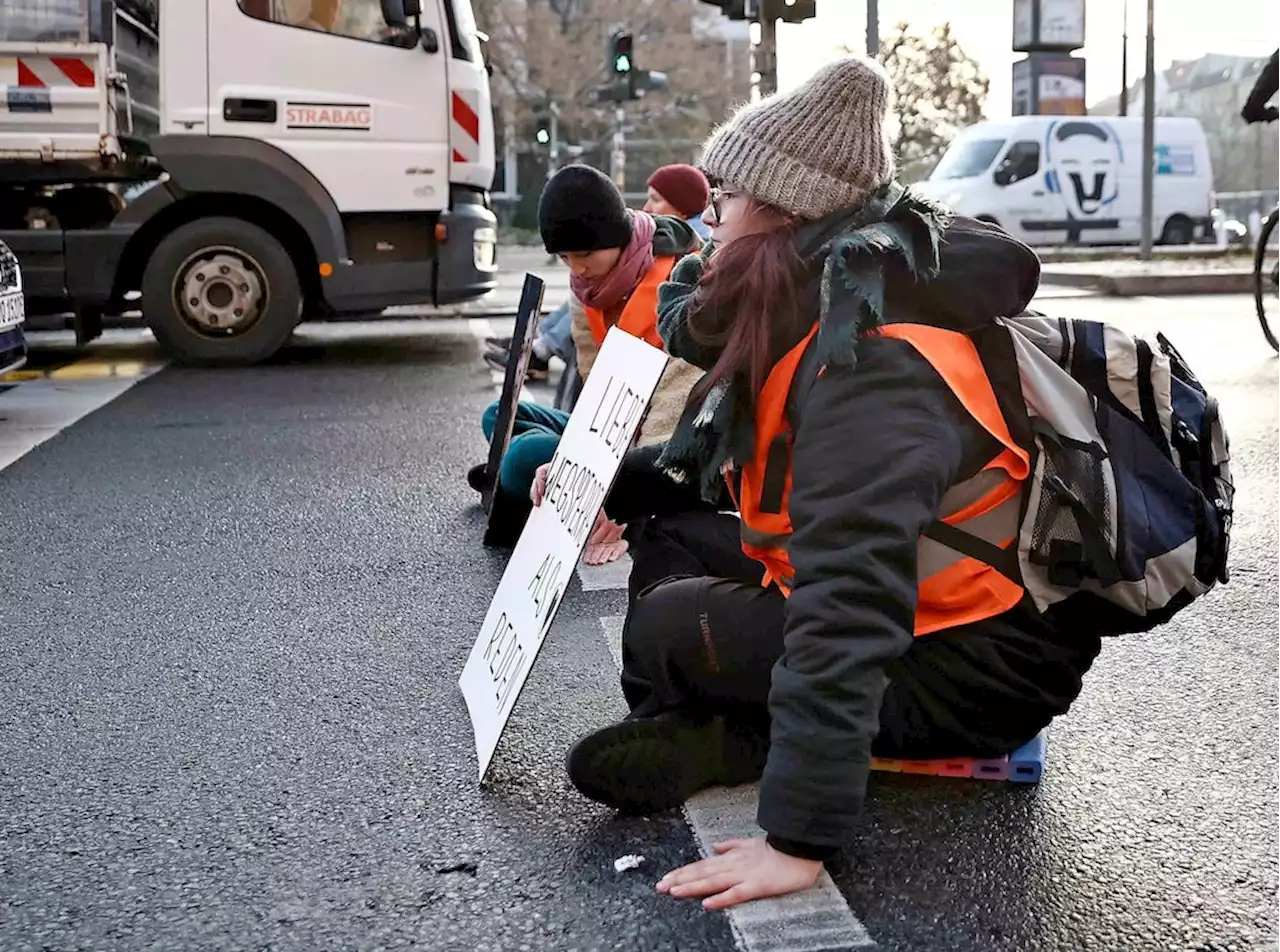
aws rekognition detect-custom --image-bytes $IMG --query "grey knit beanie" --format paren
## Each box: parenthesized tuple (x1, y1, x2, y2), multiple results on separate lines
(699, 55, 895, 220)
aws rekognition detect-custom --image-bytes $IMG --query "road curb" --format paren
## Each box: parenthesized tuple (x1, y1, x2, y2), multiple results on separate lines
(1039, 270, 1255, 295)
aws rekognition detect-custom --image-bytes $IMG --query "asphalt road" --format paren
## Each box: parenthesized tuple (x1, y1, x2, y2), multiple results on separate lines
(0, 290, 1275, 951)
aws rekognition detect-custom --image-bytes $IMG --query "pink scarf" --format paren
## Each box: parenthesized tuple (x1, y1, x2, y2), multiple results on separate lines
(571, 210, 657, 314)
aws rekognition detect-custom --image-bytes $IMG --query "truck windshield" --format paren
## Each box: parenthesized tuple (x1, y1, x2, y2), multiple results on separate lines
(235, 0, 416, 47)
(929, 138, 1007, 180)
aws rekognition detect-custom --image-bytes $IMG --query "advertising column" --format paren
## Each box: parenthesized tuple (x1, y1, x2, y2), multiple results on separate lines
(1011, 0, 1087, 115)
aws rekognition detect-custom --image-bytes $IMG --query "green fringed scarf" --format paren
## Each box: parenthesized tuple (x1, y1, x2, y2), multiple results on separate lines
(654, 181, 952, 502)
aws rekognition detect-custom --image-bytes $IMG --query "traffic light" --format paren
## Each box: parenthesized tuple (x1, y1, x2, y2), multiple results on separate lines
(611, 31, 633, 75)
(596, 30, 670, 102)
(533, 106, 552, 147)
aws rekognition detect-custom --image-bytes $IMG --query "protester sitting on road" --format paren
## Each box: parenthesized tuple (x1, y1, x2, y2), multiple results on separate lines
(537, 56, 1106, 910)
(643, 165, 713, 241)
(468, 164, 704, 558)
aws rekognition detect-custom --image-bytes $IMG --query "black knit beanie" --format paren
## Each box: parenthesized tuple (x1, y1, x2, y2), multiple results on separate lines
(538, 164, 633, 254)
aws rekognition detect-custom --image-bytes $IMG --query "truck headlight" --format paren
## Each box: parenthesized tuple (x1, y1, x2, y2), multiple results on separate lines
(473, 227, 497, 272)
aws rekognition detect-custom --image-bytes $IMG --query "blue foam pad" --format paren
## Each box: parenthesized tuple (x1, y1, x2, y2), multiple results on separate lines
(1007, 729, 1047, 784)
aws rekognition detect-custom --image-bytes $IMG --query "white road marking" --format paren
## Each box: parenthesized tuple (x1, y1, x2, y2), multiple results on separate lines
(596, 616, 876, 951)
(0, 368, 165, 474)
(577, 554, 634, 592)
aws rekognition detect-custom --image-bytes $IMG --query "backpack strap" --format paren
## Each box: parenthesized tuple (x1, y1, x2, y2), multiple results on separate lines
(783, 330, 825, 434)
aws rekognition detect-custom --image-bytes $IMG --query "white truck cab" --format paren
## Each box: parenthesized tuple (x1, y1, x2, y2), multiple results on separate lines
(0, 0, 497, 365)
(914, 116, 1214, 247)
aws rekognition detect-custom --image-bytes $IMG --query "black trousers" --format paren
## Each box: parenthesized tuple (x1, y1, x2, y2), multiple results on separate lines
(622, 511, 1043, 760)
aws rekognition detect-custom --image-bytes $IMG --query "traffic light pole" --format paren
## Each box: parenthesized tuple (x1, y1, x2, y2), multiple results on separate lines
(610, 106, 627, 190)
(754, 13, 778, 98)
(547, 102, 561, 180)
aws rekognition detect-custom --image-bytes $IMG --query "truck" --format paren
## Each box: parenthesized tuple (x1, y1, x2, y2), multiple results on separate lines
(0, 0, 497, 365)
(913, 116, 1214, 248)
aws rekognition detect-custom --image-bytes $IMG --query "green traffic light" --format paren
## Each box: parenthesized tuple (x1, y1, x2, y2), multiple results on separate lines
(536, 129, 550, 144)
(614, 54, 631, 73)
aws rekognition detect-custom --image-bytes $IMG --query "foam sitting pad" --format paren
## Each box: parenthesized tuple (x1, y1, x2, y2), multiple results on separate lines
(870, 729, 1048, 784)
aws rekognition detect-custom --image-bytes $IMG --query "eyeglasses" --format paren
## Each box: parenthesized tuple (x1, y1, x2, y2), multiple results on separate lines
(708, 184, 741, 223)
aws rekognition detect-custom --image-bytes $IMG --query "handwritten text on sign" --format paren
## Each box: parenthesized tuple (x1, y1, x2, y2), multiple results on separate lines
(458, 328, 670, 779)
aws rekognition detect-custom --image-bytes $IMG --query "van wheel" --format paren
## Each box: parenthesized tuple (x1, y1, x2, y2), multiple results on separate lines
(141, 217, 303, 366)
(1160, 215, 1194, 246)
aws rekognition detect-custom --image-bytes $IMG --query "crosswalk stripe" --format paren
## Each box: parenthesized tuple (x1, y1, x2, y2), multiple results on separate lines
(577, 554, 634, 592)
(0, 371, 163, 474)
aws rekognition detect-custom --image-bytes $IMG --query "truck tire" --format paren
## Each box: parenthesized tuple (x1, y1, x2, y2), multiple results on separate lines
(141, 217, 303, 366)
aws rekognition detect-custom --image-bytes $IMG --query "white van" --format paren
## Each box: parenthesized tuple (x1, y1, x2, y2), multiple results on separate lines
(913, 117, 1214, 246)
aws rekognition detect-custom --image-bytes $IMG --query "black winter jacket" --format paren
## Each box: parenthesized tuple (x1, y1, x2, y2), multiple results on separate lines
(606, 219, 1103, 854)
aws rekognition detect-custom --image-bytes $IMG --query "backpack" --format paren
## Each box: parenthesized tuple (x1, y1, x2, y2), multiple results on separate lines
(790, 311, 1234, 634)
(968, 312, 1232, 631)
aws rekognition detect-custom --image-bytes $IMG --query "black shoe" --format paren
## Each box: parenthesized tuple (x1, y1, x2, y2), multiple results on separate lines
(484, 346, 550, 380)
(566, 715, 762, 814)
(482, 488, 532, 547)
(485, 335, 512, 350)
(467, 463, 489, 493)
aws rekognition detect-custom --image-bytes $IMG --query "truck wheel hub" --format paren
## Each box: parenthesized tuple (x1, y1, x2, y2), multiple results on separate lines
(175, 248, 266, 335)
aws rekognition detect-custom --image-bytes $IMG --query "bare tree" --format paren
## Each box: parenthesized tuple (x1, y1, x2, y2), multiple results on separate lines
(864, 21, 989, 182)
(475, 0, 746, 164)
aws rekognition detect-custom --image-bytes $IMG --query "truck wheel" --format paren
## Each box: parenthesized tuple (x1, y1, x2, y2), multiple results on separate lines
(142, 217, 303, 366)
(1160, 215, 1194, 246)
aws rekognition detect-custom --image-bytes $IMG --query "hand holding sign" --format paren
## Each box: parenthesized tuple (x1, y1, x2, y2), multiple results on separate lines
(459, 328, 670, 780)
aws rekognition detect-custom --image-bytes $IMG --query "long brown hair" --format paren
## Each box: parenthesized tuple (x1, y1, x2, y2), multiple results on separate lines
(686, 202, 813, 405)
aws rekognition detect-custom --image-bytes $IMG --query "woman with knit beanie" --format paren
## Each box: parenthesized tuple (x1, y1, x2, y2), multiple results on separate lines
(468, 164, 704, 554)
(555, 57, 1101, 908)
(643, 164, 712, 241)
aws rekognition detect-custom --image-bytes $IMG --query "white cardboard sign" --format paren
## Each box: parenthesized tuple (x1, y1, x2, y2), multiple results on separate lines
(459, 327, 670, 780)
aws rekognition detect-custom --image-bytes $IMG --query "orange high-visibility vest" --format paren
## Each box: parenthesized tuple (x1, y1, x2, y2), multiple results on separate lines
(583, 256, 677, 349)
(731, 322, 1032, 637)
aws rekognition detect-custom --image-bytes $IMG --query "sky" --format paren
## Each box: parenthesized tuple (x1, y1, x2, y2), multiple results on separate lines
(777, 0, 1279, 116)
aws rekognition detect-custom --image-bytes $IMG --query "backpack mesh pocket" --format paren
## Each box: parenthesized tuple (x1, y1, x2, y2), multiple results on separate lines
(1029, 432, 1120, 587)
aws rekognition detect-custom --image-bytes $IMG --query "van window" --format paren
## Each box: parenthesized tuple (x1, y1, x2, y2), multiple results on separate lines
(930, 138, 1007, 180)
(993, 141, 1041, 186)
(239, 0, 418, 48)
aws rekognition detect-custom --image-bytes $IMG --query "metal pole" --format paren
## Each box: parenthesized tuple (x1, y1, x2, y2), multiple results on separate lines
(1119, 0, 1128, 116)
(755, 13, 777, 98)
(547, 102, 560, 180)
(866, 0, 879, 58)
(1139, 0, 1155, 258)
(611, 106, 626, 191)
(1255, 120, 1263, 195)
(502, 106, 517, 217)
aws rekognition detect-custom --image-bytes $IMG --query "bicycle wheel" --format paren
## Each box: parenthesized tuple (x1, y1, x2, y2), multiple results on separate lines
(1255, 208, 1279, 353)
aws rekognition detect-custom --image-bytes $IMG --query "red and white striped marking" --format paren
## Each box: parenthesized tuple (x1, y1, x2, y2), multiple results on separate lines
(450, 89, 481, 164)
(5, 55, 97, 89)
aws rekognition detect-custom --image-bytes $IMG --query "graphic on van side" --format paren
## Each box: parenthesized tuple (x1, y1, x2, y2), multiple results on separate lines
(1024, 120, 1121, 242)
(1155, 144, 1196, 175)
